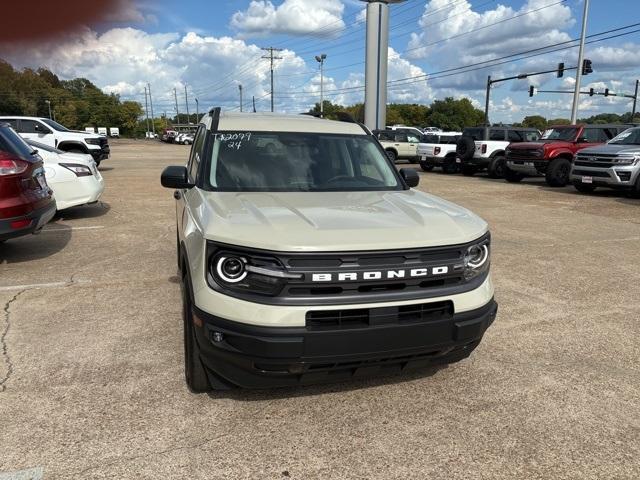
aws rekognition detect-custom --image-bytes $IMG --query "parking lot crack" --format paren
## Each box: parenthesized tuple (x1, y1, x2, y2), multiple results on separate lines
(0, 289, 26, 393)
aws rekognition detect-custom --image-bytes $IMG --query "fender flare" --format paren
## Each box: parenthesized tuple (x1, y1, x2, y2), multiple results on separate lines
(57, 141, 90, 153)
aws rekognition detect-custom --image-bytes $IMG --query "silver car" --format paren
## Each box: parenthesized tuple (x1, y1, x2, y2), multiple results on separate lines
(570, 127, 640, 196)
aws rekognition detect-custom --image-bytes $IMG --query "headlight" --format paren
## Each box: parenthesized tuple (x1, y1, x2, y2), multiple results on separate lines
(85, 138, 101, 145)
(463, 238, 490, 280)
(60, 163, 93, 177)
(209, 249, 302, 297)
(612, 155, 640, 166)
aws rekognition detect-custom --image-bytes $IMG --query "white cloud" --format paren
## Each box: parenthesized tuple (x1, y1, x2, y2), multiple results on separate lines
(230, 0, 345, 38)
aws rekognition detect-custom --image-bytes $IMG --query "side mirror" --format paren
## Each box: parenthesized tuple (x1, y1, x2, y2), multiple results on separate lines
(35, 124, 52, 134)
(161, 166, 194, 189)
(399, 168, 419, 188)
(577, 136, 588, 143)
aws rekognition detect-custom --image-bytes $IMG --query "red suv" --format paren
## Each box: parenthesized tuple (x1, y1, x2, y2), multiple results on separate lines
(504, 124, 631, 187)
(0, 123, 56, 243)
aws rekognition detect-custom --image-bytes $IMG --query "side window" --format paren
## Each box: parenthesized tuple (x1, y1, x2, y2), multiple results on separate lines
(407, 134, 420, 143)
(18, 120, 43, 134)
(507, 130, 523, 142)
(582, 128, 607, 143)
(2, 119, 18, 129)
(525, 131, 540, 141)
(187, 126, 206, 182)
(489, 129, 505, 141)
(378, 132, 393, 141)
(395, 133, 408, 143)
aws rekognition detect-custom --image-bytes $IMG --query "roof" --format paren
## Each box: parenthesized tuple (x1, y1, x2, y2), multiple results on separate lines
(205, 111, 367, 135)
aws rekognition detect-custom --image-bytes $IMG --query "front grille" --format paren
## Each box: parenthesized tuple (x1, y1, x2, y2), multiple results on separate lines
(306, 300, 453, 330)
(574, 160, 615, 168)
(572, 169, 611, 178)
(507, 149, 542, 159)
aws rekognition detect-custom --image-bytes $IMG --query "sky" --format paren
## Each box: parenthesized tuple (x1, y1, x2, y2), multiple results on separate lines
(0, 0, 638, 123)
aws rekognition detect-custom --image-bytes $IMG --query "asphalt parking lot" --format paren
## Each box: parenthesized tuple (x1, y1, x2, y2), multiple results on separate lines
(1, 138, 639, 479)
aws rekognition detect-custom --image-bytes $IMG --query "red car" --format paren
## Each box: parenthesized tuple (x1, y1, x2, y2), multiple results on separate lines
(0, 123, 56, 243)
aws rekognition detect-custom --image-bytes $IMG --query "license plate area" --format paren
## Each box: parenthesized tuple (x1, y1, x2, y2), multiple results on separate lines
(582, 176, 593, 184)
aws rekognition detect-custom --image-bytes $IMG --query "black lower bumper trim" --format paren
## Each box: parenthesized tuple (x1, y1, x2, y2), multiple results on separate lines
(192, 299, 497, 388)
(0, 202, 56, 241)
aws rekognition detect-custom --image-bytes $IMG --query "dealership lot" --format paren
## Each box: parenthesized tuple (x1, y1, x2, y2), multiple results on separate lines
(1, 139, 639, 479)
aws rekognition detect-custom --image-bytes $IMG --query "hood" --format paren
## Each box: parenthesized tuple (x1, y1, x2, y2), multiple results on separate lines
(508, 140, 571, 149)
(577, 144, 640, 155)
(194, 190, 488, 252)
(38, 149, 94, 166)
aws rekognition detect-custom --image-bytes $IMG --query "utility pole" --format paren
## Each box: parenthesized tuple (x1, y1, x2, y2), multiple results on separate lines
(173, 88, 180, 124)
(147, 82, 156, 136)
(239, 85, 243, 112)
(571, 0, 590, 124)
(45, 100, 52, 119)
(262, 47, 283, 112)
(184, 85, 190, 123)
(144, 86, 150, 137)
(315, 54, 327, 116)
(252, 95, 256, 113)
(632, 79, 639, 118)
(484, 75, 491, 140)
(195, 98, 199, 122)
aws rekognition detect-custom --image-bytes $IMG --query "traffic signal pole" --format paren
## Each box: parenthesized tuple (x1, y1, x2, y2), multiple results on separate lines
(632, 79, 639, 117)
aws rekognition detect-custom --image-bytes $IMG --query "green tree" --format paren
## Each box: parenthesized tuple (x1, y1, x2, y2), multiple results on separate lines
(425, 97, 485, 131)
(547, 118, 571, 126)
(521, 115, 547, 131)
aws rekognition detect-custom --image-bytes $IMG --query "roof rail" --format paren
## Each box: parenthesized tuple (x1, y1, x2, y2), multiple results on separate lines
(300, 112, 322, 118)
(208, 107, 221, 132)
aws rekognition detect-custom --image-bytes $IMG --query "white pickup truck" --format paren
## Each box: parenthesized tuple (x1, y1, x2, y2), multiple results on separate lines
(456, 126, 541, 177)
(417, 132, 462, 173)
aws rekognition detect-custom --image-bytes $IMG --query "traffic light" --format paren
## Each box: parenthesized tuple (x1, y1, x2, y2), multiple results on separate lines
(557, 62, 565, 78)
(528, 85, 537, 97)
(582, 59, 593, 75)
(604, 88, 609, 97)
(589, 88, 594, 96)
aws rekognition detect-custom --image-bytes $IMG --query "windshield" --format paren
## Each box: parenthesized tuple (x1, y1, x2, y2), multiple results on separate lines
(41, 118, 70, 132)
(207, 132, 402, 192)
(26, 139, 65, 154)
(541, 127, 577, 141)
(608, 128, 640, 145)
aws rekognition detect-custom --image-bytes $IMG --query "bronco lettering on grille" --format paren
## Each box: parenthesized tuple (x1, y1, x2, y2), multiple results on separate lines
(312, 266, 450, 282)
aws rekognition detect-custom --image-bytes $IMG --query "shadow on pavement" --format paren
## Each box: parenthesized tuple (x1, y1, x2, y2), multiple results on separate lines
(55, 201, 111, 221)
(0, 222, 72, 264)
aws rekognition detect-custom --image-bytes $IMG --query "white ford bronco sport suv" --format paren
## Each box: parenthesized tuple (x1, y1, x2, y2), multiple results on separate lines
(0, 116, 110, 166)
(161, 108, 497, 392)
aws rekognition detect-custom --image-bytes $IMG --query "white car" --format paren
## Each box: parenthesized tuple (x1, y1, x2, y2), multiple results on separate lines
(417, 132, 462, 173)
(0, 116, 110, 166)
(26, 140, 105, 211)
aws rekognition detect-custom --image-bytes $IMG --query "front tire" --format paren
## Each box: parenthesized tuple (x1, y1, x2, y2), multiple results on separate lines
(419, 162, 434, 172)
(181, 273, 211, 393)
(488, 156, 506, 179)
(504, 168, 524, 183)
(545, 157, 571, 187)
(386, 149, 397, 163)
(442, 157, 458, 174)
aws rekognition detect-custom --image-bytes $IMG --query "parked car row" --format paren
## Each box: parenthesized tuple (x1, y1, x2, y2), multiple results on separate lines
(85, 127, 120, 137)
(0, 121, 105, 244)
(160, 129, 196, 144)
(374, 122, 640, 197)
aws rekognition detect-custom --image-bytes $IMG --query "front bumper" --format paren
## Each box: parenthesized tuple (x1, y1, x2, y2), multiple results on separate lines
(0, 201, 56, 241)
(506, 159, 545, 176)
(570, 165, 639, 189)
(89, 145, 110, 162)
(192, 298, 498, 389)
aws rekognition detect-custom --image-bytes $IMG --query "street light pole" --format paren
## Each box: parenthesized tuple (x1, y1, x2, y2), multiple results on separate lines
(45, 100, 52, 119)
(570, 0, 590, 124)
(195, 98, 199, 122)
(315, 54, 327, 116)
(362, 0, 407, 130)
(239, 85, 243, 112)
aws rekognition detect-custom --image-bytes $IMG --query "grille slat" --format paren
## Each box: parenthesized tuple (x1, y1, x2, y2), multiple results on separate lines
(306, 300, 453, 330)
